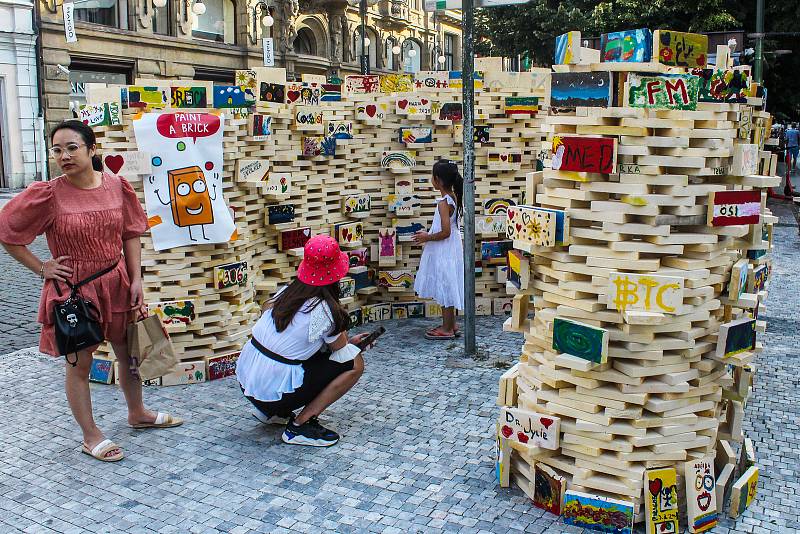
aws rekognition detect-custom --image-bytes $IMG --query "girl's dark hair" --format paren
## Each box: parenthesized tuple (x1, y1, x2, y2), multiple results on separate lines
(50, 120, 103, 171)
(266, 278, 351, 334)
(432, 159, 464, 220)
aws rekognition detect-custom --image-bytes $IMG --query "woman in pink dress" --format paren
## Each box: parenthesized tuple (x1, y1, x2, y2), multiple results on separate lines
(0, 120, 182, 462)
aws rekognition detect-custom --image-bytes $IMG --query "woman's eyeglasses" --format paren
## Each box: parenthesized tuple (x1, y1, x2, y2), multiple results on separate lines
(49, 143, 87, 158)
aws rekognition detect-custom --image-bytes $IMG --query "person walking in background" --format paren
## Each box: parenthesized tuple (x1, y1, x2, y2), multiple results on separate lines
(413, 159, 465, 340)
(786, 123, 800, 174)
(0, 120, 182, 463)
(236, 235, 373, 447)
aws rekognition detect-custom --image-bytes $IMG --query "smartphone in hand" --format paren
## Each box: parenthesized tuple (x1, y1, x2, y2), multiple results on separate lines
(355, 326, 386, 350)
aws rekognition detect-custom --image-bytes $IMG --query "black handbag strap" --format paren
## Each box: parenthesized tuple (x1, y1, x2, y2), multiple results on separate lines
(249, 337, 303, 366)
(53, 260, 120, 298)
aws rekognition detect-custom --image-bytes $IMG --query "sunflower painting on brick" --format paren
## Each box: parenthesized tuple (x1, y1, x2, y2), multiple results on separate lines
(506, 205, 556, 247)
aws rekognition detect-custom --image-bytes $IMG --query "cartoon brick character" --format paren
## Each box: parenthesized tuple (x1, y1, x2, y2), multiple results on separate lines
(154, 165, 217, 241)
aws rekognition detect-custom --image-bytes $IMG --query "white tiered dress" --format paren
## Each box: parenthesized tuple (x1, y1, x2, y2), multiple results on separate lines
(414, 194, 464, 310)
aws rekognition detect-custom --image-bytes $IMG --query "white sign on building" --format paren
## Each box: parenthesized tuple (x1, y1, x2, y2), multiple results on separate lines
(63, 3, 77, 43)
(262, 37, 274, 67)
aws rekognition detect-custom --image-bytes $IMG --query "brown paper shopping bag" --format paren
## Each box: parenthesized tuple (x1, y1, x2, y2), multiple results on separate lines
(127, 313, 179, 381)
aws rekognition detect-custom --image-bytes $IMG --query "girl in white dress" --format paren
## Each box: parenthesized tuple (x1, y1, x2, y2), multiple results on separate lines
(413, 160, 465, 340)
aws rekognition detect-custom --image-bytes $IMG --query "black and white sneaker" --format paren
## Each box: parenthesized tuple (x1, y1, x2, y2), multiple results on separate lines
(251, 409, 290, 425)
(281, 416, 340, 447)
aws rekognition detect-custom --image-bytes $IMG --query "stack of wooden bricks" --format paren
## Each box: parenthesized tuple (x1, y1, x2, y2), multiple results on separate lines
(496, 29, 775, 532)
(86, 66, 548, 385)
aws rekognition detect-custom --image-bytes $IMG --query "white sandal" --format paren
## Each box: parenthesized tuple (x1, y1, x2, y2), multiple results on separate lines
(81, 439, 124, 462)
(130, 411, 184, 429)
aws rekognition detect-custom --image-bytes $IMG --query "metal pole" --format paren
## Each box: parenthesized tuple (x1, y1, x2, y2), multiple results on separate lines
(462, 0, 476, 356)
(754, 0, 764, 84)
(360, 0, 368, 74)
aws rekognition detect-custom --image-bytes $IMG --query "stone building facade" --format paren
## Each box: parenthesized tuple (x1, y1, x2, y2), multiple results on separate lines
(37, 0, 462, 137)
(0, 0, 45, 187)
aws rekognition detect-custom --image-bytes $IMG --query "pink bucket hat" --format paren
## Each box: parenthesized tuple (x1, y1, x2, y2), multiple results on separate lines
(297, 235, 350, 286)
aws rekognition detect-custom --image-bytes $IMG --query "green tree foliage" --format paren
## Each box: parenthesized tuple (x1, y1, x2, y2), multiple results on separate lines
(475, 0, 799, 119)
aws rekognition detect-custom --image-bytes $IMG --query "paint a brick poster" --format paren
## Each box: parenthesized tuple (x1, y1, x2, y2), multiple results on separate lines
(133, 112, 235, 251)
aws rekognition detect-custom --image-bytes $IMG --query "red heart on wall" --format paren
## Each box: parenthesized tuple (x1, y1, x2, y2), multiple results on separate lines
(104, 155, 124, 174)
(501, 154, 508, 162)
(517, 432, 529, 444)
(540, 417, 553, 429)
(507, 209, 515, 219)
(366, 105, 377, 117)
(421, 98, 429, 105)
(649, 478, 662, 496)
(398, 99, 409, 110)
(287, 90, 301, 102)
(501, 425, 513, 438)
(516, 223, 522, 233)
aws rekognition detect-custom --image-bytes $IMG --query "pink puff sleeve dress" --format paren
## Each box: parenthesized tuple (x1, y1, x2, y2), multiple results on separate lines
(0, 172, 148, 356)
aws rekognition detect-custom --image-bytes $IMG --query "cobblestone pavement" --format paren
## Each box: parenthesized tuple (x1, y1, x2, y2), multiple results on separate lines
(0, 234, 48, 354)
(0, 200, 797, 533)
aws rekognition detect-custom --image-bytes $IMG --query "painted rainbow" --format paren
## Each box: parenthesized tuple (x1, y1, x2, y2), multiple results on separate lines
(381, 151, 416, 169)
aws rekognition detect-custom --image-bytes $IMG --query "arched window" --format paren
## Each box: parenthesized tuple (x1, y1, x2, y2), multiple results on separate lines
(353, 28, 378, 71)
(385, 38, 397, 71)
(153, 0, 172, 36)
(294, 28, 317, 55)
(74, 0, 128, 29)
(402, 39, 421, 73)
(192, 0, 235, 44)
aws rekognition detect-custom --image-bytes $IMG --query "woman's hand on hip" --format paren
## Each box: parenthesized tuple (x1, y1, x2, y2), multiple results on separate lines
(42, 256, 73, 282)
(129, 277, 145, 310)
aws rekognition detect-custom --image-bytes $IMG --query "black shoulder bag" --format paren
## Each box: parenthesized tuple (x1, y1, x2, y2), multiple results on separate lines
(52, 261, 119, 366)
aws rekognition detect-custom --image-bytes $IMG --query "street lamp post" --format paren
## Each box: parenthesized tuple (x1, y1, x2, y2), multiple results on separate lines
(462, 0, 476, 356)
(754, 0, 764, 84)
(360, 0, 368, 74)
(348, 0, 379, 73)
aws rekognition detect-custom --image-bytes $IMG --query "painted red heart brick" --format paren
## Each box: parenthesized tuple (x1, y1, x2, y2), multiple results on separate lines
(517, 432, 529, 444)
(366, 104, 377, 117)
(398, 99, 408, 109)
(501, 425, 513, 438)
(649, 478, 662, 496)
(540, 417, 553, 429)
(287, 90, 300, 102)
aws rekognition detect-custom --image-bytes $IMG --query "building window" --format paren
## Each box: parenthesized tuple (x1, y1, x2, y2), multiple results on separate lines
(69, 68, 131, 116)
(402, 39, 421, 73)
(153, 1, 172, 36)
(192, 0, 235, 44)
(193, 68, 235, 84)
(444, 33, 455, 71)
(353, 29, 377, 70)
(294, 28, 317, 55)
(73, 0, 128, 29)
(385, 38, 397, 71)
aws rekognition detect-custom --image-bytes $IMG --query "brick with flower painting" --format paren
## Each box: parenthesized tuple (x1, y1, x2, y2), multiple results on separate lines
(654, 30, 708, 68)
(506, 205, 557, 247)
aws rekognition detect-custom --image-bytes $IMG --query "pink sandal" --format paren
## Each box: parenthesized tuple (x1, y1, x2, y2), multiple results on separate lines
(425, 328, 455, 340)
